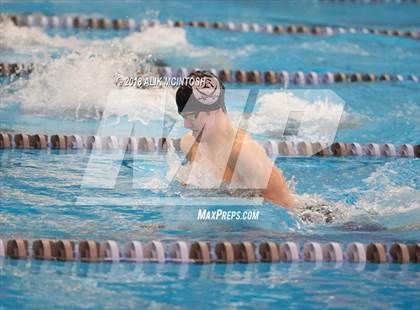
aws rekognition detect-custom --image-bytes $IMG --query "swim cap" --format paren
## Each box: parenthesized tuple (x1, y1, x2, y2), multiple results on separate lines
(175, 71, 226, 114)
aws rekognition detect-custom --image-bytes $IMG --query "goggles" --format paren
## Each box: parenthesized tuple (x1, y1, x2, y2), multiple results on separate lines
(181, 111, 200, 121)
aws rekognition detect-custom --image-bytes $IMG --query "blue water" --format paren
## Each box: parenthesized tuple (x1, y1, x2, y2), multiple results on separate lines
(0, 0, 419, 309)
(1, 259, 419, 309)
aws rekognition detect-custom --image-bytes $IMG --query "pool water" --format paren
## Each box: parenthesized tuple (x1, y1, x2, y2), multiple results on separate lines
(1, 259, 418, 309)
(0, 0, 419, 309)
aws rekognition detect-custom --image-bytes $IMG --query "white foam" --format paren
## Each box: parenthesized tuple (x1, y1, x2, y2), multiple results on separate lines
(310, 159, 416, 228)
(168, 149, 223, 190)
(392, 101, 419, 123)
(330, 160, 420, 230)
(289, 159, 419, 228)
(122, 26, 190, 54)
(0, 19, 85, 54)
(102, 88, 178, 123)
(246, 91, 359, 142)
(1, 47, 144, 119)
(0, 21, 234, 120)
(298, 40, 370, 57)
(121, 25, 236, 67)
(295, 193, 348, 225)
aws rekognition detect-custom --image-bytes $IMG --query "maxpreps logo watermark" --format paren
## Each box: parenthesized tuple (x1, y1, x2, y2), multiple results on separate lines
(197, 209, 260, 221)
(76, 83, 345, 218)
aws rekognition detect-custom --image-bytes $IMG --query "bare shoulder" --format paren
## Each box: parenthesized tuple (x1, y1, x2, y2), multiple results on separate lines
(231, 133, 272, 175)
(241, 135, 269, 159)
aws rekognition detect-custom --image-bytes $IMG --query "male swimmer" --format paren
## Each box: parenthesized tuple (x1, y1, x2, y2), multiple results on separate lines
(174, 71, 295, 210)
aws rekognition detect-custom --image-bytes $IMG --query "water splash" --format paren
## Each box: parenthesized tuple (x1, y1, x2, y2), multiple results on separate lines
(0, 20, 234, 121)
(294, 159, 420, 229)
(298, 40, 370, 57)
(346, 160, 420, 229)
(245, 90, 362, 141)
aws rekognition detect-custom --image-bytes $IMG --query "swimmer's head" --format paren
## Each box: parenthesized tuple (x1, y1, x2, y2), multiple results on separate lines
(176, 71, 227, 140)
(176, 71, 226, 114)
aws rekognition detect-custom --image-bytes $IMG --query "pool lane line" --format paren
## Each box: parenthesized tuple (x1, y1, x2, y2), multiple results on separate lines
(1, 133, 419, 158)
(158, 67, 420, 84)
(1, 63, 419, 85)
(1, 239, 419, 264)
(0, 63, 33, 76)
(2, 14, 419, 40)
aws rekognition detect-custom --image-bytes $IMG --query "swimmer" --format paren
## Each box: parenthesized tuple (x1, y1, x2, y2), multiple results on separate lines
(174, 71, 295, 210)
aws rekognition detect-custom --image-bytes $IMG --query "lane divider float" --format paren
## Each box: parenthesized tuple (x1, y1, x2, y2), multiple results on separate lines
(3, 14, 419, 40)
(1, 63, 419, 86)
(158, 66, 419, 84)
(1, 238, 418, 264)
(1, 133, 418, 158)
(0, 63, 33, 76)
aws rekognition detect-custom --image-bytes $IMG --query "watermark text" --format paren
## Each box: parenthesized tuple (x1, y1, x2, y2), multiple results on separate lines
(197, 209, 260, 221)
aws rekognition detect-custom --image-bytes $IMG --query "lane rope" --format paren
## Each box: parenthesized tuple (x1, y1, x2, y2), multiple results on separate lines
(1, 238, 418, 264)
(1, 133, 419, 158)
(1, 63, 418, 85)
(158, 66, 419, 84)
(2, 14, 419, 40)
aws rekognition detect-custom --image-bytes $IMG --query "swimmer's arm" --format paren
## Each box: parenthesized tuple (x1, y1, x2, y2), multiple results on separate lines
(180, 132, 200, 161)
(175, 133, 195, 187)
(235, 142, 295, 210)
(180, 132, 194, 154)
(264, 164, 295, 210)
